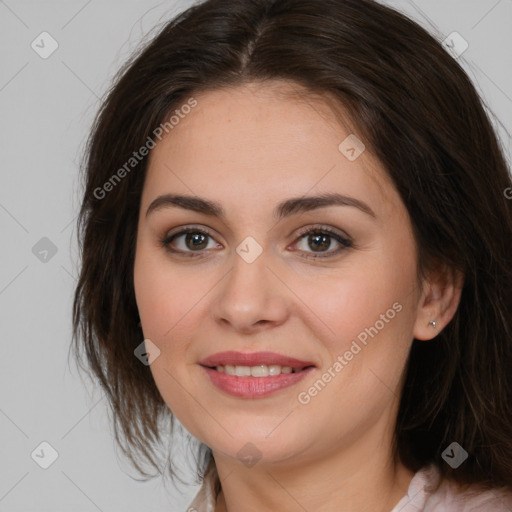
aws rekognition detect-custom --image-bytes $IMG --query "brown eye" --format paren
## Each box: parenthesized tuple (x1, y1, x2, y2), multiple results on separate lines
(292, 226, 352, 258)
(182, 232, 209, 250)
(161, 227, 221, 256)
(307, 232, 332, 252)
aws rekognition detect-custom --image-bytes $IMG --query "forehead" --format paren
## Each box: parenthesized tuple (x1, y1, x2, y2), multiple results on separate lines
(143, 82, 401, 220)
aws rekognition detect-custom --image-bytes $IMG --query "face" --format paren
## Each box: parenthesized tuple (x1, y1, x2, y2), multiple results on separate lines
(133, 81, 424, 468)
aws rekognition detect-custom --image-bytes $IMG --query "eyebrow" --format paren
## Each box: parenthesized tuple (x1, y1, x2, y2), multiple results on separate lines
(145, 192, 376, 221)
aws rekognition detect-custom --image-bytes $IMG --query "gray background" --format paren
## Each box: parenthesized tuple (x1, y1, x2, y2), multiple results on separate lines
(0, 0, 510, 511)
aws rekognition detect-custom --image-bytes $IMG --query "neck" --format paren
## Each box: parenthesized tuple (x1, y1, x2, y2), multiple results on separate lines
(212, 431, 415, 512)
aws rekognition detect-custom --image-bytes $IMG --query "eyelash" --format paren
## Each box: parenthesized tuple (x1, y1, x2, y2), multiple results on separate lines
(160, 224, 352, 259)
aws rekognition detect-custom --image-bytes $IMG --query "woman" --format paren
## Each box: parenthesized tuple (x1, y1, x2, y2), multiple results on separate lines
(72, 0, 512, 510)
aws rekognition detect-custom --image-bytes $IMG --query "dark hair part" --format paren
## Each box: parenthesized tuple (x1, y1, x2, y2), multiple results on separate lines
(72, 0, 512, 493)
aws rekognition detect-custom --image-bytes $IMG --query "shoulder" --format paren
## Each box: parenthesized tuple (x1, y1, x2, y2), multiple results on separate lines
(392, 464, 512, 512)
(425, 482, 512, 512)
(422, 466, 512, 512)
(185, 462, 219, 512)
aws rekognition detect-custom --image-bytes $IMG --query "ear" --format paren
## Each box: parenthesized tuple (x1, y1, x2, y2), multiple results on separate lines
(413, 263, 464, 340)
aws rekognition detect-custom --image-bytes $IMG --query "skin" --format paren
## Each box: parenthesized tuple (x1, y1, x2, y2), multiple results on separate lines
(133, 81, 463, 512)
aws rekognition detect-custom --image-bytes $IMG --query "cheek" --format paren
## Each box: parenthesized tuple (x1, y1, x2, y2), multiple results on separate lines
(134, 264, 169, 338)
(292, 266, 414, 433)
(133, 250, 215, 370)
(293, 244, 418, 381)
(134, 241, 188, 333)
(294, 266, 402, 345)
(133, 257, 199, 416)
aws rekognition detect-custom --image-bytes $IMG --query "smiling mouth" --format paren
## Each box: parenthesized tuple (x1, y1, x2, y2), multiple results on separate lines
(205, 364, 314, 377)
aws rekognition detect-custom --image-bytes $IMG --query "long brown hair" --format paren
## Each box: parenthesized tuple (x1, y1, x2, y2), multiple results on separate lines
(71, 0, 512, 491)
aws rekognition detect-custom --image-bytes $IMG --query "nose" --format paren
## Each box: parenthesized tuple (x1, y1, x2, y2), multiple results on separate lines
(209, 248, 290, 334)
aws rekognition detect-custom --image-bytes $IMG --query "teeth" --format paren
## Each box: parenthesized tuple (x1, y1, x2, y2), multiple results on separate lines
(217, 364, 303, 376)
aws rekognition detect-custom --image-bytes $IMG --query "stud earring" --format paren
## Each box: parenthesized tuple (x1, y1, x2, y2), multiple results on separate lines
(428, 320, 437, 328)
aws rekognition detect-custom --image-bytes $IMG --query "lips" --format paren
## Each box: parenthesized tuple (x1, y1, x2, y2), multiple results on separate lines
(198, 351, 316, 370)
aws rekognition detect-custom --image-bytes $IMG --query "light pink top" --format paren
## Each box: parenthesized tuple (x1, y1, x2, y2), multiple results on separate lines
(186, 463, 512, 511)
